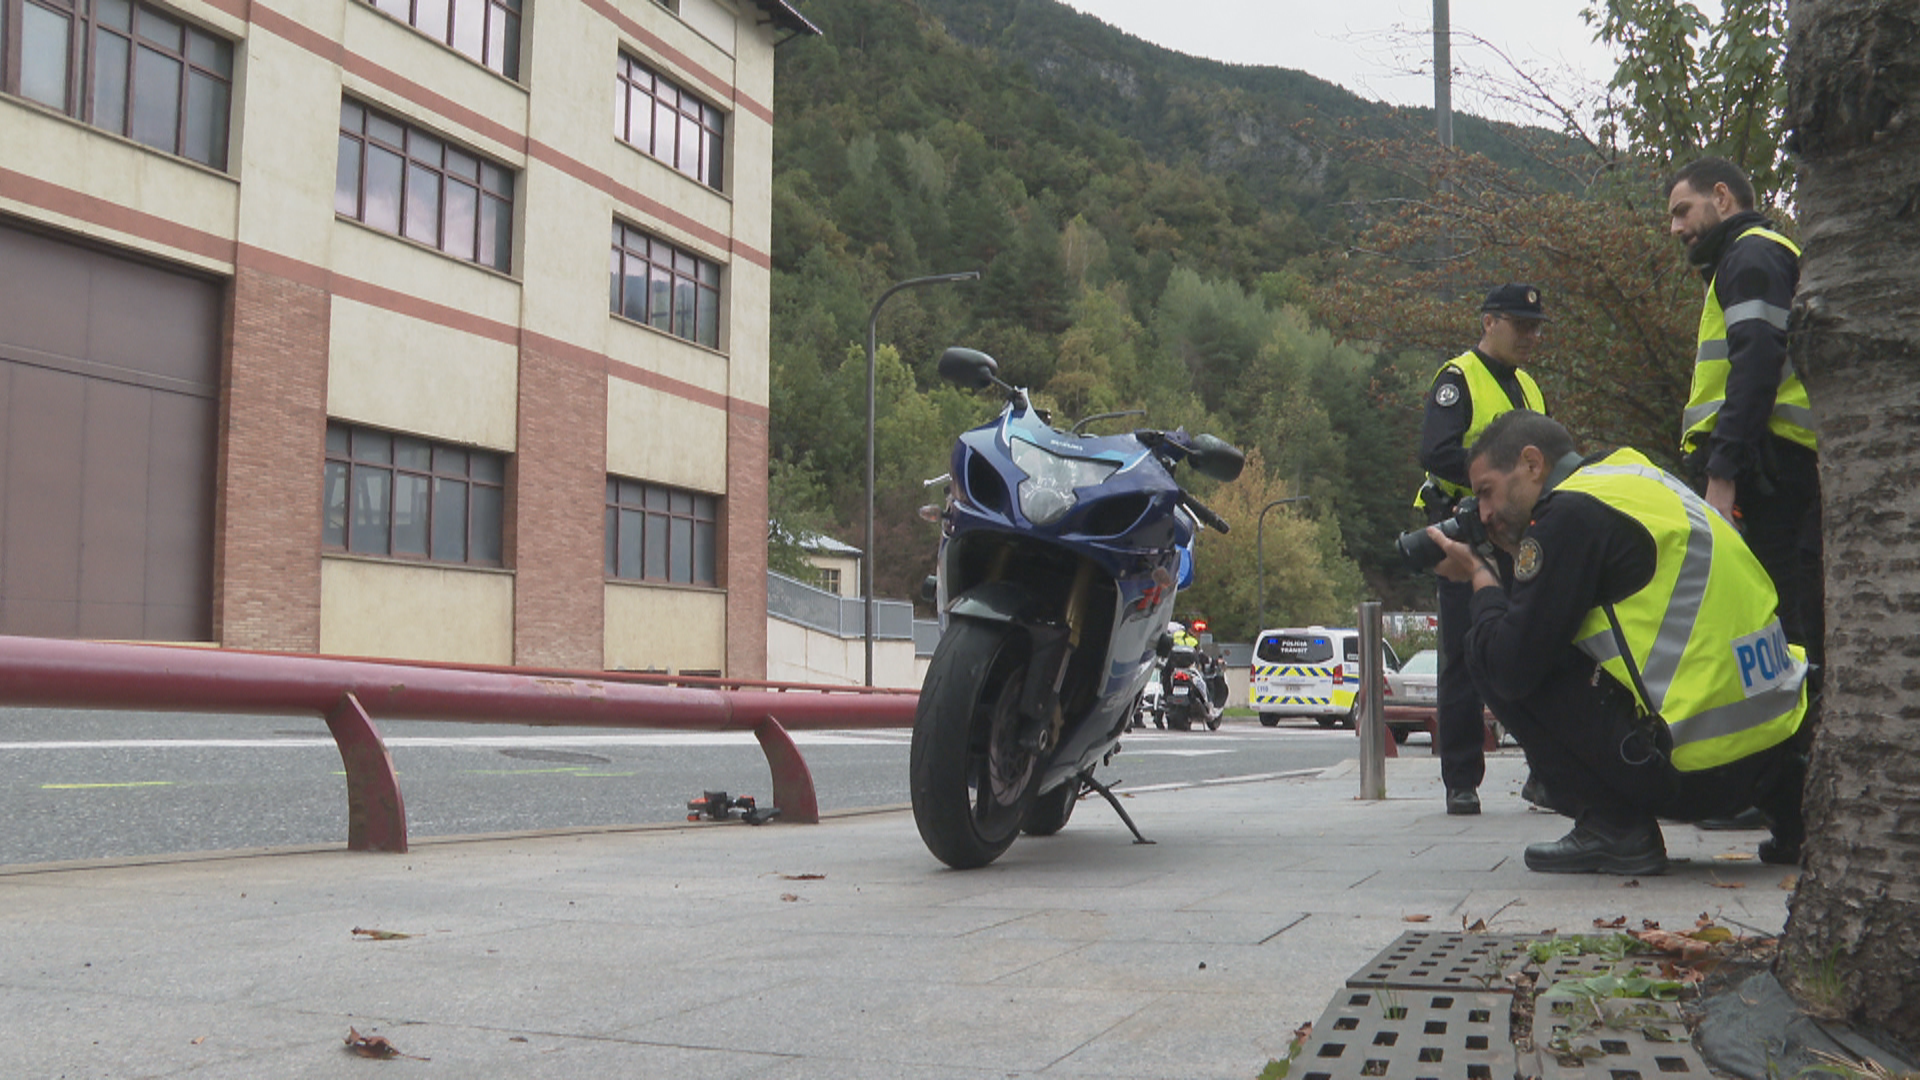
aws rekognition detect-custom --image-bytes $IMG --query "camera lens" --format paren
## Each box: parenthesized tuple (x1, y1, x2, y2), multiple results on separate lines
(1395, 527, 1445, 572)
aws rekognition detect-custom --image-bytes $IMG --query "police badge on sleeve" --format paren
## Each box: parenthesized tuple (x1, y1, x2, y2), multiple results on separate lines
(1514, 537, 1543, 581)
(1435, 384, 1460, 407)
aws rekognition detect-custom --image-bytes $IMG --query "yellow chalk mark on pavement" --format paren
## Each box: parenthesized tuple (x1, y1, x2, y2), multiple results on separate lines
(43, 781, 176, 790)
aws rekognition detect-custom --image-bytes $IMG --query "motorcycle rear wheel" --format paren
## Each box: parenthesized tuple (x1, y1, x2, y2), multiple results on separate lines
(910, 619, 1041, 869)
(1021, 778, 1079, 836)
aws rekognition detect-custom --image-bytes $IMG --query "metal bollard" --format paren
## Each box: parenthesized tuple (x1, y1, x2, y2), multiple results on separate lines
(1358, 601, 1387, 800)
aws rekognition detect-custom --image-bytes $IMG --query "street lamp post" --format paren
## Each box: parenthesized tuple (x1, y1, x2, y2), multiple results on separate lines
(1255, 496, 1312, 635)
(865, 271, 981, 687)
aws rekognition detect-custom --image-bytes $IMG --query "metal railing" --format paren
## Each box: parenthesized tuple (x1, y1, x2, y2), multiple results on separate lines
(0, 636, 919, 854)
(766, 571, 914, 640)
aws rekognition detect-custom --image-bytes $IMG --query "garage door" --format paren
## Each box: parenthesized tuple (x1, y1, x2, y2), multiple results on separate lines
(0, 221, 220, 641)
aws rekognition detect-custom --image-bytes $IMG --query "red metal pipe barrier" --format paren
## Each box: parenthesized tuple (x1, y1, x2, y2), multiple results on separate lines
(0, 636, 920, 850)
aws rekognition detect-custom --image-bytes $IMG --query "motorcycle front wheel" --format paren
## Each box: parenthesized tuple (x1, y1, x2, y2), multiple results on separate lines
(910, 619, 1042, 869)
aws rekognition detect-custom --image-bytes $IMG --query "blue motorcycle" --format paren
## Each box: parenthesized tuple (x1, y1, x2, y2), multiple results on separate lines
(910, 348, 1244, 868)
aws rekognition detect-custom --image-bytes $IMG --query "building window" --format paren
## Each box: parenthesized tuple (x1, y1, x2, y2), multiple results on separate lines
(0, 0, 232, 169)
(814, 567, 841, 595)
(324, 422, 505, 566)
(336, 98, 513, 272)
(605, 478, 717, 586)
(610, 222, 721, 348)
(361, 0, 519, 80)
(614, 53, 723, 190)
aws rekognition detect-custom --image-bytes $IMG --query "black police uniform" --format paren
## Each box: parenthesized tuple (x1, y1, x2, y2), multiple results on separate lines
(1459, 454, 1805, 834)
(1418, 351, 1535, 798)
(1687, 209, 1824, 669)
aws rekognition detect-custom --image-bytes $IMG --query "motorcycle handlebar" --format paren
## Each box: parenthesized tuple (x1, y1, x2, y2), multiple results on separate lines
(1181, 493, 1230, 534)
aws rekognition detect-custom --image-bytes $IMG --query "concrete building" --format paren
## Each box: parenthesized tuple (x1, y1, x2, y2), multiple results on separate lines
(0, 0, 815, 676)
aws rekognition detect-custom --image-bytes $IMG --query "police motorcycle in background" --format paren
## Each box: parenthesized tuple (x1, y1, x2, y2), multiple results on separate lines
(912, 347, 1245, 869)
(1162, 618, 1229, 731)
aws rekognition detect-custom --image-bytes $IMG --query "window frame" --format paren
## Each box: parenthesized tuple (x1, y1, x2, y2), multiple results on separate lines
(0, 0, 234, 170)
(323, 421, 507, 568)
(604, 477, 718, 587)
(614, 51, 724, 190)
(610, 221, 722, 349)
(336, 97, 515, 273)
(359, 0, 520, 81)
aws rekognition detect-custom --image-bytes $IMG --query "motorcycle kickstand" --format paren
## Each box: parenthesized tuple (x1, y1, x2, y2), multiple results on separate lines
(1080, 775, 1154, 846)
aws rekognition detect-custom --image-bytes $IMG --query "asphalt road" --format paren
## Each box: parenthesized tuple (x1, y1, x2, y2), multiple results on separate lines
(0, 707, 1402, 866)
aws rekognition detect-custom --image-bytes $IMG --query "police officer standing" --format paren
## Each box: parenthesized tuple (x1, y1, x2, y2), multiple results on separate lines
(1426, 411, 1809, 874)
(1414, 284, 1549, 816)
(1666, 157, 1823, 671)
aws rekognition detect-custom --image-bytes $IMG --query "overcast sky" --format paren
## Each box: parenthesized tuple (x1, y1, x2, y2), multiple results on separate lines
(1055, 0, 1725, 127)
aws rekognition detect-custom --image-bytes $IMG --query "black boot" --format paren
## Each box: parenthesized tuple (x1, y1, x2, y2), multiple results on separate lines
(1695, 806, 1772, 831)
(1446, 788, 1481, 815)
(1523, 816, 1668, 875)
(1755, 754, 1808, 866)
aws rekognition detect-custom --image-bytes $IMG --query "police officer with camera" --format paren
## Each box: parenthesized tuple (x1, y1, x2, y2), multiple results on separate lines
(1423, 410, 1809, 874)
(1413, 284, 1549, 816)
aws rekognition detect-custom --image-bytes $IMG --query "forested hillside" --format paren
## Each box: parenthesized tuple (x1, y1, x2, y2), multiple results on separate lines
(764, 0, 1695, 638)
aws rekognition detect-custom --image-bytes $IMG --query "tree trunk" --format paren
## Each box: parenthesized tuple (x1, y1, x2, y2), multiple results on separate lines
(1778, 0, 1920, 1045)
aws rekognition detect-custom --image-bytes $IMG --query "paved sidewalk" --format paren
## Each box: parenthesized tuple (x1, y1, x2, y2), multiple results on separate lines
(1, 752, 1793, 1079)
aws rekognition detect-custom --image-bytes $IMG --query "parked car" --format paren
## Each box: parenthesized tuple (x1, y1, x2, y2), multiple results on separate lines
(1249, 626, 1400, 729)
(1385, 649, 1437, 710)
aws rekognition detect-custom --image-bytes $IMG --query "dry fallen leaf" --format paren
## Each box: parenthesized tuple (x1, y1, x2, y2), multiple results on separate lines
(1707, 876, 1746, 890)
(190, 1036, 206, 1046)
(779, 893, 801, 902)
(508, 1036, 529, 1043)
(1714, 852, 1757, 862)
(345, 1028, 429, 1061)
(1593, 915, 1628, 929)
(1780, 875, 1799, 891)
(1642, 919, 1662, 931)
(780, 873, 826, 881)
(1403, 914, 1432, 923)
(1462, 916, 1487, 932)
(351, 927, 412, 941)
(1621, 879, 1642, 888)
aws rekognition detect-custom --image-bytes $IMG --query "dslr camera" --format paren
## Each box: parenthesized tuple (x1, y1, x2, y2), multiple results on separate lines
(1395, 496, 1487, 572)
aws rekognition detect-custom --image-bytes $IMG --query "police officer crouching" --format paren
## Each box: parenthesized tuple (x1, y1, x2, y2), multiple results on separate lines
(1424, 410, 1810, 874)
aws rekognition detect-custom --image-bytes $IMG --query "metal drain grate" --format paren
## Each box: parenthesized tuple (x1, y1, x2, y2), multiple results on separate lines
(1295, 988, 1513, 1080)
(1529, 949, 1663, 988)
(1530, 997, 1705, 1080)
(1348, 932, 1537, 994)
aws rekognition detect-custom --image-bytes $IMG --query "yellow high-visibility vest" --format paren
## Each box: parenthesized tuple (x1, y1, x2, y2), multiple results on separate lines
(1413, 351, 1545, 507)
(1557, 449, 1807, 771)
(1681, 227, 1817, 456)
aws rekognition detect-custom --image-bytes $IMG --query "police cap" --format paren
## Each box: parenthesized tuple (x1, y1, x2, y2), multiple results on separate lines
(1480, 283, 1549, 321)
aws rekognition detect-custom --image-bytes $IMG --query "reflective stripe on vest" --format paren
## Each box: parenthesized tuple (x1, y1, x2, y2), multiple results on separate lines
(1413, 351, 1547, 506)
(1557, 449, 1807, 771)
(1681, 227, 1817, 456)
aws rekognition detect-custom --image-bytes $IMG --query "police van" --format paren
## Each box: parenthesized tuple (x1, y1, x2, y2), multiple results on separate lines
(1249, 626, 1401, 728)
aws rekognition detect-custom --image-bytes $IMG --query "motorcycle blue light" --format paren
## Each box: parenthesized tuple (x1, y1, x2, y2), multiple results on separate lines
(1008, 439, 1120, 525)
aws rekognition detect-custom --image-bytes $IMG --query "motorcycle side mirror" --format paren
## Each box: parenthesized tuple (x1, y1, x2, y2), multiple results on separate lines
(937, 347, 1000, 390)
(1187, 434, 1246, 482)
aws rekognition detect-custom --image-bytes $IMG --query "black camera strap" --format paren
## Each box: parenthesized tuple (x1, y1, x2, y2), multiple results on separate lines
(1601, 603, 1663, 725)
(1601, 603, 1674, 774)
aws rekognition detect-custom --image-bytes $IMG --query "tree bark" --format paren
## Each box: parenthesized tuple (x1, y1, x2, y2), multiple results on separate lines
(1778, 0, 1920, 1045)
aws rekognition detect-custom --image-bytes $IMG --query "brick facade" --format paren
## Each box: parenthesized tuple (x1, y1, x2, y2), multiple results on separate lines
(511, 341, 608, 668)
(726, 405, 769, 678)
(212, 264, 329, 651)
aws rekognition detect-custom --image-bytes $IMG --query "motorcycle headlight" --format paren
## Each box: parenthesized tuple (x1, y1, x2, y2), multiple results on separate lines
(1009, 440, 1119, 525)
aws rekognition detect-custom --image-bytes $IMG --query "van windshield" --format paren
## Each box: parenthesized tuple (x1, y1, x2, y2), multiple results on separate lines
(1258, 634, 1333, 664)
